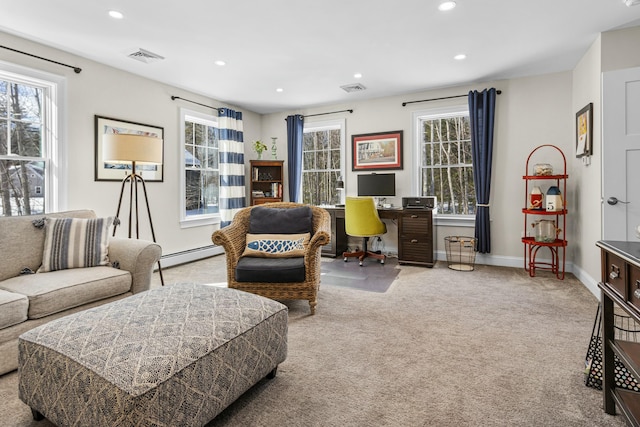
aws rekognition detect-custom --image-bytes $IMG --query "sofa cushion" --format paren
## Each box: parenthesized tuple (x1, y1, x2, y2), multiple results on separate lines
(249, 206, 313, 234)
(39, 216, 113, 273)
(236, 257, 305, 283)
(0, 290, 28, 329)
(0, 210, 96, 282)
(0, 266, 131, 319)
(242, 233, 310, 258)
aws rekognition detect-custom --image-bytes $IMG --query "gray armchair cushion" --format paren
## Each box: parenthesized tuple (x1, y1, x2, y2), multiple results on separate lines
(249, 206, 312, 234)
(235, 257, 305, 283)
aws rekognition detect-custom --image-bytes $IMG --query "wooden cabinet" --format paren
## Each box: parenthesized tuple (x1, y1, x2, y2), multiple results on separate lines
(396, 210, 434, 267)
(598, 240, 640, 424)
(522, 145, 568, 279)
(250, 160, 283, 205)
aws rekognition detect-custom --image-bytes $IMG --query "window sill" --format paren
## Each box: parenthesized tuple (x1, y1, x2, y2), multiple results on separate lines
(433, 214, 475, 227)
(180, 215, 220, 229)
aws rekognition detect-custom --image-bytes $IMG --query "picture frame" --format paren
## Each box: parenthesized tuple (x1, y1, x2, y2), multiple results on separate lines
(576, 103, 593, 158)
(351, 130, 403, 171)
(95, 115, 164, 182)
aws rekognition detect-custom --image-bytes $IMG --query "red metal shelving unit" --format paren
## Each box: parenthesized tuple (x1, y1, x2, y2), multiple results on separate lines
(522, 144, 568, 279)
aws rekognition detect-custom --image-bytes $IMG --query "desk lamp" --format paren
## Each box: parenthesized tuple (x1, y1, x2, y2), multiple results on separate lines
(102, 133, 164, 285)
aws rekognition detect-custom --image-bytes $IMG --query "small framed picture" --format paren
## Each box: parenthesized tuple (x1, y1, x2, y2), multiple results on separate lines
(576, 103, 593, 158)
(351, 130, 403, 171)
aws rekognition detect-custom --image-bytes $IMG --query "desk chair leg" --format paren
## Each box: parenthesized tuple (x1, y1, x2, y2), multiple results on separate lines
(342, 237, 386, 266)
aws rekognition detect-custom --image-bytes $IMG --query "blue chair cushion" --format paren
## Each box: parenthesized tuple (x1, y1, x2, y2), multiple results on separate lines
(249, 206, 313, 234)
(235, 256, 305, 283)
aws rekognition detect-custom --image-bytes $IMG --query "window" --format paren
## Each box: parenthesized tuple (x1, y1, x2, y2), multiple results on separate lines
(416, 108, 475, 216)
(180, 109, 219, 226)
(302, 119, 345, 205)
(0, 68, 59, 217)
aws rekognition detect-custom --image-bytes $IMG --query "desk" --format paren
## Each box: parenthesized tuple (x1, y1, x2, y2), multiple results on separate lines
(321, 206, 434, 267)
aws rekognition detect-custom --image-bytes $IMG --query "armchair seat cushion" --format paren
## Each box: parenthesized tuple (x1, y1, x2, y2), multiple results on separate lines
(236, 257, 305, 283)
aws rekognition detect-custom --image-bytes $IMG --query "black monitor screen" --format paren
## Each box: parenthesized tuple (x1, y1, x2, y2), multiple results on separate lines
(357, 173, 395, 197)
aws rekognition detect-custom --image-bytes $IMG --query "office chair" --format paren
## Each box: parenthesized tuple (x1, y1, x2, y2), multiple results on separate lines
(342, 196, 387, 266)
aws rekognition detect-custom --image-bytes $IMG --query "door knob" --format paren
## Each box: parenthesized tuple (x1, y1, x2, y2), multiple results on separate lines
(607, 196, 630, 205)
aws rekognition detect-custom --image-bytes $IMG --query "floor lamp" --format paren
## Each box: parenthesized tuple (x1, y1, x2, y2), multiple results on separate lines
(102, 133, 165, 286)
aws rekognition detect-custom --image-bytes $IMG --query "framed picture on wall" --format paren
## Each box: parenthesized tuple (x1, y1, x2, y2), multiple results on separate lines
(576, 103, 593, 158)
(94, 115, 164, 182)
(351, 130, 403, 171)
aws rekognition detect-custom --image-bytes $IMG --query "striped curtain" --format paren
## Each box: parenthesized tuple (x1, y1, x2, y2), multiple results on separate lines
(218, 108, 246, 227)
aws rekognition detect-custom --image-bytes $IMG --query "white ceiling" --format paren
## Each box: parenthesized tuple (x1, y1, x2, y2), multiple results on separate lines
(1, 1, 640, 114)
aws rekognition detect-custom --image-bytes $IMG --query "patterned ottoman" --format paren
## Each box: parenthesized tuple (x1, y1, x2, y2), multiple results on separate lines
(18, 283, 288, 426)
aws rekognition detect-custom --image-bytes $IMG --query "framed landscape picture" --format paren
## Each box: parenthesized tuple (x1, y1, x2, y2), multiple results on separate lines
(94, 115, 164, 182)
(351, 130, 403, 171)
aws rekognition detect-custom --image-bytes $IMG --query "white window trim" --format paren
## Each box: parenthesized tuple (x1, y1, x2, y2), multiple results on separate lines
(411, 105, 474, 226)
(179, 107, 221, 228)
(0, 60, 67, 213)
(302, 118, 346, 203)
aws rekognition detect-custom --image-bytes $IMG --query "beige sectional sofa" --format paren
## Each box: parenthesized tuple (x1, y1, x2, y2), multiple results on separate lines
(0, 210, 161, 375)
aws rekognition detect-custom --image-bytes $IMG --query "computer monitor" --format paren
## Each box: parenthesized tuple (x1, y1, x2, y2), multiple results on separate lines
(357, 173, 395, 197)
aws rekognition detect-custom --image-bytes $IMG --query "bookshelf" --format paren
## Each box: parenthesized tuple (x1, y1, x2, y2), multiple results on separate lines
(250, 160, 284, 205)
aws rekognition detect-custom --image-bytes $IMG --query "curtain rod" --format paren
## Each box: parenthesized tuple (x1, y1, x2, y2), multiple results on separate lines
(0, 45, 82, 73)
(402, 90, 502, 107)
(171, 95, 222, 111)
(285, 109, 354, 120)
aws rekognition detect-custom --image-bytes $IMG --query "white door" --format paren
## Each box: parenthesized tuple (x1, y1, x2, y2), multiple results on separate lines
(602, 66, 640, 241)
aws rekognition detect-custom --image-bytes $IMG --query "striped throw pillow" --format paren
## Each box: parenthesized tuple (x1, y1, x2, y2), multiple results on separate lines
(38, 217, 113, 272)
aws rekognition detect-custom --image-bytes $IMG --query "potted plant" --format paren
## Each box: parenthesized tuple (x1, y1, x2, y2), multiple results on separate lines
(253, 140, 267, 159)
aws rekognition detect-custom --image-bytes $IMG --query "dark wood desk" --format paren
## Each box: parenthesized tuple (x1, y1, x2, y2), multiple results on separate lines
(321, 206, 434, 267)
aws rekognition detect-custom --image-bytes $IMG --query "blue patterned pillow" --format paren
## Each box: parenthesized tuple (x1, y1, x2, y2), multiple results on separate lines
(242, 233, 310, 258)
(38, 217, 113, 272)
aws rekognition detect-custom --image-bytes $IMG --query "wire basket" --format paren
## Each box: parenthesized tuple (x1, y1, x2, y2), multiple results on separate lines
(585, 304, 640, 391)
(444, 236, 477, 271)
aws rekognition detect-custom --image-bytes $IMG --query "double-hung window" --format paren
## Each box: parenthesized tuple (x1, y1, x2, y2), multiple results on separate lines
(302, 119, 345, 206)
(0, 68, 59, 217)
(180, 109, 220, 226)
(415, 107, 475, 217)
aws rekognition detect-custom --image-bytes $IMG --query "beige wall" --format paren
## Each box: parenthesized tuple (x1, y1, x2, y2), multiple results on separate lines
(571, 35, 602, 294)
(1, 31, 262, 258)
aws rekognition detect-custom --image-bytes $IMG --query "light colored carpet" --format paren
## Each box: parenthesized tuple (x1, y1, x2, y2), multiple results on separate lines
(0, 256, 625, 426)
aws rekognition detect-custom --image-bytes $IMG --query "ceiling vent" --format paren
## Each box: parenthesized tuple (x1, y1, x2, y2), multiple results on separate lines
(127, 48, 165, 63)
(340, 83, 367, 93)
(624, 0, 640, 6)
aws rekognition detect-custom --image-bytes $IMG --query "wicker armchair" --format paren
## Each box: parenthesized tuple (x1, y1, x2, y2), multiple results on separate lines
(211, 202, 331, 314)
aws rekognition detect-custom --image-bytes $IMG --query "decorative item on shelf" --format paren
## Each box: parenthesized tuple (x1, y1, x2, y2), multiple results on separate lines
(529, 186, 543, 210)
(253, 140, 267, 160)
(546, 186, 563, 212)
(532, 220, 560, 243)
(271, 137, 278, 159)
(533, 163, 553, 176)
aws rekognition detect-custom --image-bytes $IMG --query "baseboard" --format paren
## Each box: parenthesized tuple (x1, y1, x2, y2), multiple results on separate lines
(159, 245, 224, 269)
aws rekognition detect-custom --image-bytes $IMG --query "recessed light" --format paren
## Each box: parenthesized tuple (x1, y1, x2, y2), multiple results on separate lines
(454, 54, 467, 60)
(214, 60, 226, 66)
(354, 73, 363, 79)
(438, 1, 457, 11)
(108, 10, 124, 19)
(276, 88, 284, 93)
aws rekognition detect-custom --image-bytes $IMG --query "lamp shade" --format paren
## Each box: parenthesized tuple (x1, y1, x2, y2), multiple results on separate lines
(103, 133, 163, 164)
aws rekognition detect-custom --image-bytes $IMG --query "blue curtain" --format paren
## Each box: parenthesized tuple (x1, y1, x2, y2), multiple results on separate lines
(286, 114, 304, 202)
(468, 88, 497, 253)
(218, 108, 246, 227)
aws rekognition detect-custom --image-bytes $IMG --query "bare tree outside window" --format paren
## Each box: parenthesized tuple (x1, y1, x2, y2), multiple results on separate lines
(419, 113, 475, 215)
(302, 126, 342, 206)
(183, 115, 219, 218)
(0, 79, 46, 217)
